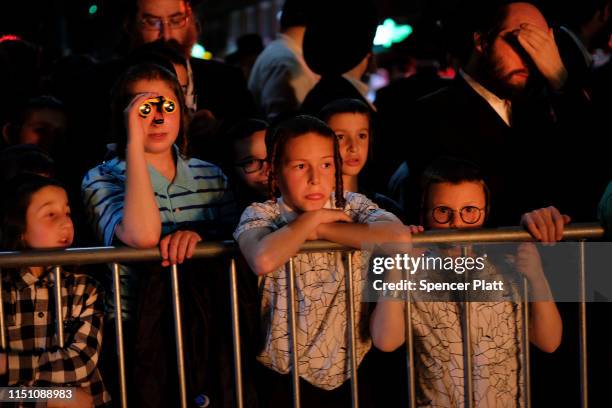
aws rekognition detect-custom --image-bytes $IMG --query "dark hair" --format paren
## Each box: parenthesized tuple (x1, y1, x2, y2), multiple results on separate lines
(280, 0, 310, 30)
(265, 115, 345, 208)
(0, 174, 65, 250)
(128, 40, 188, 77)
(3, 95, 66, 145)
(110, 63, 189, 159)
(318, 98, 371, 124)
(420, 156, 491, 222)
(0, 144, 56, 183)
(553, 0, 611, 28)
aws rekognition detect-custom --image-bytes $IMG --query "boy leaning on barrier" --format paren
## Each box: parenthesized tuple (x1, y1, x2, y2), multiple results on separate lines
(370, 156, 565, 407)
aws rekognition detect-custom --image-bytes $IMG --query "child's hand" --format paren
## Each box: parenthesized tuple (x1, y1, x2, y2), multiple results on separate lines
(160, 230, 202, 267)
(313, 209, 353, 225)
(521, 206, 570, 243)
(407, 225, 424, 234)
(124, 92, 158, 147)
(306, 209, 352, 241)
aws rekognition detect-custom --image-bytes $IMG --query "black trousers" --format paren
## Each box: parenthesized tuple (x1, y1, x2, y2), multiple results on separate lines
(129, 259, 259, 408)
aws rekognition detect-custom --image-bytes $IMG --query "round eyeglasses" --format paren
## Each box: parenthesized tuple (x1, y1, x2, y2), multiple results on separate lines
(431, 206, 484, 225)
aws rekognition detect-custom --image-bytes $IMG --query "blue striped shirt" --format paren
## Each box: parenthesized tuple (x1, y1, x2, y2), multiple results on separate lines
(81, 147, 237, 319)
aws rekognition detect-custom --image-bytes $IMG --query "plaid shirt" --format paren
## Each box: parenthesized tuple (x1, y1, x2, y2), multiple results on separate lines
(1, 268, 111, 407)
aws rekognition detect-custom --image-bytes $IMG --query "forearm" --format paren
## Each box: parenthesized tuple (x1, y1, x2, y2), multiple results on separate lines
(118, 142, 161, 247)
(247, 212, 320, 275)
(317, 222, 411, 249)
(529, 300, 562, 353)
(370, 301, 406, 352)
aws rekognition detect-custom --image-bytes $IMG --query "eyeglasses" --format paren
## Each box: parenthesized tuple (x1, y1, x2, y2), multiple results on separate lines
(140, 13, 190, 31)
(431, 206, 484, 225)
(235, 158, 268, 174)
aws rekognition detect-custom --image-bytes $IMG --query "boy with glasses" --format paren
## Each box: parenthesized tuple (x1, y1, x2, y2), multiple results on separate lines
(222, 119, 270, 213)
(370, 156, 564, 407)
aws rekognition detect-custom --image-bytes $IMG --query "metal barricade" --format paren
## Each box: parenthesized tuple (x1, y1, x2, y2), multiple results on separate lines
(0, 223, 604, 408)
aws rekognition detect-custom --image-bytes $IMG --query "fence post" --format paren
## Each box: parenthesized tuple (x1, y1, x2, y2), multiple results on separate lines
(404, 290, 416, 408)
(579, 240, 588, 408)
(229, 258, 244, 408)
(54, 266, 64, 347)
(0, 270, 6, 350)
(112, 263, 128, 408)
(460, 246, 474, 408)
(170, 264, 188, 408)
(522, 277, 531, 408)
(345, 252, 360, 408)
(286, 257, 301, 408)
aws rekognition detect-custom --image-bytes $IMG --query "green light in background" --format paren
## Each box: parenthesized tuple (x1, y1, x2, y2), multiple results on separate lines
(88, 5, 98, 15)
(374, 18, 413, 48)
(191, 44, 206, 59)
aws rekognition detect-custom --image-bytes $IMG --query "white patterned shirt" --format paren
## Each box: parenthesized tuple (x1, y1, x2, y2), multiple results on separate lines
(234, 192, 400, 390)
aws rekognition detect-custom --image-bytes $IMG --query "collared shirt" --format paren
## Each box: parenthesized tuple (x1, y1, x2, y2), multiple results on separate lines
(81, 146, 237, 319)
(410, 257, 523, 407)
(1, 269, 110, 407)
(233, 192, 400, 390)
(461, 70, 512, 127)
(248, 33, 319, 120)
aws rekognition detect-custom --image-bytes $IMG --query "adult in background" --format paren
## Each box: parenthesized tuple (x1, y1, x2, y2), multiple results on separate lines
(101, 0, 255, 125)
(398, 1, 593, 227)
(300, 0, 378, 116)
(248, 0, 319, 124)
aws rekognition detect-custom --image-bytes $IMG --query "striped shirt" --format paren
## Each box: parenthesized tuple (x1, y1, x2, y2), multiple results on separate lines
(1, 268, 111, 407)
(81, 147, 237, 319)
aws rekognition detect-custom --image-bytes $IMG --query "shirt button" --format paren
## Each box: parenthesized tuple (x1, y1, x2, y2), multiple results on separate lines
(38, 312, 45, 318)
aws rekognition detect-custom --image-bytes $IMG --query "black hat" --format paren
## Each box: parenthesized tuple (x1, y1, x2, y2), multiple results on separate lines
(303, 0, 378, 76)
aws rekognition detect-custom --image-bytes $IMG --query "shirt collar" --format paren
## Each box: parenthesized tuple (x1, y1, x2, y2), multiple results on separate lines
(460, 70, 512, 127)
(278, 33, 303, 57)
(148, 145, 200, 193)
(10, 268, 53, 291)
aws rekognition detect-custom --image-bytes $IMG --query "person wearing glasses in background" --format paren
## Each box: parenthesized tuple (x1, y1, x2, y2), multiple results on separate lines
(220, 119, 270, 213)
(95, 0, 256, 135)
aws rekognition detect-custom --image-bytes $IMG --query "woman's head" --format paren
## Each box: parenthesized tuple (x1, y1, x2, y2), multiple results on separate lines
(1, 174, 73, 250)
(266, 115, 345, 211)
(111, 63, 189, 158)
(319, 99, 371, 179)
(421, 156, 490, 230)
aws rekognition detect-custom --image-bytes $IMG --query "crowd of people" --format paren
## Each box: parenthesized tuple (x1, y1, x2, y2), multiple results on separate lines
(1, 0, 611, 407)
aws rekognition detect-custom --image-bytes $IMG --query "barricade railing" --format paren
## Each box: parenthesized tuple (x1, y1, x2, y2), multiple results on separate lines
(0, 223, 605, 408)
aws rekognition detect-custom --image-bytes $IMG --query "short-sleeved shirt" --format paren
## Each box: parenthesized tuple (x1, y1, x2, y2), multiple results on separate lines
(82, 147, 237, 319)
(410, 258, 524, 408)
(233, 192, 400, 390)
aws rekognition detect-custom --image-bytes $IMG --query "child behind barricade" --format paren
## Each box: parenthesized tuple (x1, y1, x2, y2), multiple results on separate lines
(222, 118, 270, 212)
(0, 174, 110, 407)
(81, 63, 238, 407)
(370, 156, 563, 407)
(234, 115, 412, 407)
(319, 98, 404, 220)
